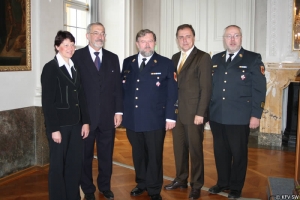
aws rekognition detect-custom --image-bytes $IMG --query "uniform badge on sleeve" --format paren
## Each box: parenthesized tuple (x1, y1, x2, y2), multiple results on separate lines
(260, 66, 265, 75)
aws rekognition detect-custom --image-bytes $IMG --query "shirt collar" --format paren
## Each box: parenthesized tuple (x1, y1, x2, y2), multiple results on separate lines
(56, 53, 74, 69)
(226, 47, 241, 59)
(181, 46, 195, 57)
(138, 52, 154, 64)
(88, 45, 103, 58)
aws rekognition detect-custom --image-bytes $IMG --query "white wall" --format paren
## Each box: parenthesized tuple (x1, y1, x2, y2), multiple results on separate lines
(0, 0, 63, 111)
(100, 0, 126, 63)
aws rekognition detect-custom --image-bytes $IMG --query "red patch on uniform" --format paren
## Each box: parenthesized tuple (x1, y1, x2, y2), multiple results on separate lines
(260, 66, 265, 75)
(174, 72, 177, 82)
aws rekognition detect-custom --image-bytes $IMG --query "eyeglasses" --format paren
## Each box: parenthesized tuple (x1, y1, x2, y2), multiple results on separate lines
(90, 32, 106, 37)
(224, 34, 241, 40)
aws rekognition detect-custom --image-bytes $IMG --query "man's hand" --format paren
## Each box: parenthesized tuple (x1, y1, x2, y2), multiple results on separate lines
(114, 114, 122, 128)
(81, 124, 90, 139)
(249, 117, 260, 129)
(166, 121, 176, 130)
(194, 115, 204, 125)
(52, 131, 62, 143)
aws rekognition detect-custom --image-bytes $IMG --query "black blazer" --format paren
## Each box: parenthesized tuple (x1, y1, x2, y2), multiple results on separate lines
(41, 57, 90, 134)
(72, 46, 123, 131)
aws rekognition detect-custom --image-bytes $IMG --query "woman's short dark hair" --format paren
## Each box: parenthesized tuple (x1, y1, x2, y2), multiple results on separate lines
(54, 30, 75, 53)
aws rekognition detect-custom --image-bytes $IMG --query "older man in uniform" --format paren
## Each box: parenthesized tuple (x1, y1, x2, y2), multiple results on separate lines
(121, 29, 178, 200)
(208, 25, 266, 199)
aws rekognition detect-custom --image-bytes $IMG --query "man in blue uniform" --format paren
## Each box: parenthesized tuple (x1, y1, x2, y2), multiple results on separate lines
(121, 29, 178, 200)
(208, 25, 266, 199)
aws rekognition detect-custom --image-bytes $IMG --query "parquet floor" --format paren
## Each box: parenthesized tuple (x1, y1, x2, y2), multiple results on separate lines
(0, 129, 296, 200)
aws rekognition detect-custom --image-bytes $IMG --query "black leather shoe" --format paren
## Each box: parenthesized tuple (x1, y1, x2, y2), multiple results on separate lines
(228, 190, 241, 199)
(130, 187, 146, 196)
(189, 188, 200, 199)
(164, 181, 188, 190)
(208, 185, 230, 194)
(149, 194, 162, 200)
(84, 193, 95, 200)
(100, 190, 114, 199)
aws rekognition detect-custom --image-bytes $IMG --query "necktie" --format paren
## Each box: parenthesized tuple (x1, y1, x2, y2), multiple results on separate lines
(94, 52, 101, 70)
(71, 67, 76, 80)
(227, 53, 234, 64)
(140, 58, 147, 72)
(178, 52, 186, 74)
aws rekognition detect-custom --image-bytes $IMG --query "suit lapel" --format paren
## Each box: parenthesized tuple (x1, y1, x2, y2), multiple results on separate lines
(178, 47, 197, 74)
(81, 46, 100, 83)
(53, 57, 76, 85)
(129, 55, 139, 74)
(173, 53, 180, 73)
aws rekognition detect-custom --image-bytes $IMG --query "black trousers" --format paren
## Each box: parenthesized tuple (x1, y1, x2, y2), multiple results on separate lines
(80, 127, 115, 193)
(172, 115, 204, 189)
(47, 123, 83, 200)
(210, 121, 250, 191)
(126, 128, 166, 195)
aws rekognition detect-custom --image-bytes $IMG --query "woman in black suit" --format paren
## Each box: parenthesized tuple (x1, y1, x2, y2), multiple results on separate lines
(41, 31, 90, 200)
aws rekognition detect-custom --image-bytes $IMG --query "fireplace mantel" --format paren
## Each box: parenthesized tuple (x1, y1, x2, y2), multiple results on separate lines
(259, 63, 300, 146)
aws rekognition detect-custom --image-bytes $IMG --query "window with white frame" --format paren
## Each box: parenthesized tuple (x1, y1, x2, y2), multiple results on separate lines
(63, 0, 90, 48)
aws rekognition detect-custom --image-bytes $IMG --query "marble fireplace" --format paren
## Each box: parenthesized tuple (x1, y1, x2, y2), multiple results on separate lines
(259, 63, 300, 146)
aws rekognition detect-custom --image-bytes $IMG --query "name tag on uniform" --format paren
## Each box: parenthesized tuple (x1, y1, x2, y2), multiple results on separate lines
(213, 65, 218, 68)
(151, 72, 161, 75)
(239, 66, 247, 68)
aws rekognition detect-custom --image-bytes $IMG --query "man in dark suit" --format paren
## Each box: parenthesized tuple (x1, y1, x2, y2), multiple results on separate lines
(72, 22, 123, 200)
(208, 25, 266, 199)
(164, 24, 212, 199)
(122, 29, 178, 200)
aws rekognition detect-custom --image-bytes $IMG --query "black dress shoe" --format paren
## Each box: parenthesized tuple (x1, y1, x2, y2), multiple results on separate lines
(149, 194, 162, 200)
(130, 187, 146, 196)
(228, 190, 241, 199)
(208, 185, 230, 194)
(100, 190, 114, 199)
(189, 188, 200, 199)
(84, 193, 95, 200)
(164, 181, 188, 190)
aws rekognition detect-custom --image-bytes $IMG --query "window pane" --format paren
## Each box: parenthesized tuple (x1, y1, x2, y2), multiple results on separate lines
(77, 28, 87, 47)
(66, 6, 77, 27)
(77, 9, 87, 28)
(65, 26, 77, 41)
(75, 0, 87, 4)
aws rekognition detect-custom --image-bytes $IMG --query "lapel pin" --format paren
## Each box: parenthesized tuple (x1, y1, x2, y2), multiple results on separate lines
(132, 59, 135, 62)
(222, 54, 225, 57)
(154, 60, 157, 63)
(239, 54, 243, 57)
